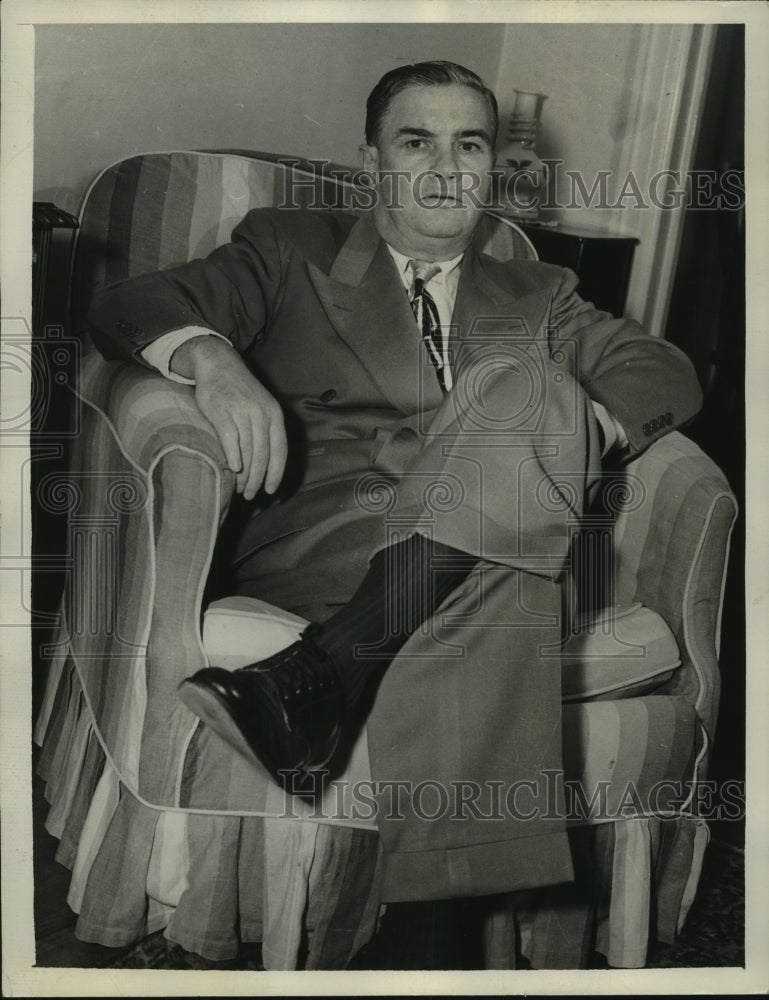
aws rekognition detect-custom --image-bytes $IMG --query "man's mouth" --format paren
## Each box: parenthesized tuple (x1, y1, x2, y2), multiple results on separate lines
(418, 192, 465, 207)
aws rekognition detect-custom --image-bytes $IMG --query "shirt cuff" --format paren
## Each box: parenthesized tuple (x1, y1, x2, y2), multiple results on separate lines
(140, 327, 231, 385)
(591, 400, 629, 457)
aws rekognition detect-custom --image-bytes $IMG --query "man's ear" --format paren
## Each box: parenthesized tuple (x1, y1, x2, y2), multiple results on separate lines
(358, 143, 379, 174)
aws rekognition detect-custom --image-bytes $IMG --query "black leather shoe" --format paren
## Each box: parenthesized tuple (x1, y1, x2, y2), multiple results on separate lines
(178, 625, 345, 786)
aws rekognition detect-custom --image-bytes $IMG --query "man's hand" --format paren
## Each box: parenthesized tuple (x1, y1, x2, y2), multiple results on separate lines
(171, 335, 287, 499)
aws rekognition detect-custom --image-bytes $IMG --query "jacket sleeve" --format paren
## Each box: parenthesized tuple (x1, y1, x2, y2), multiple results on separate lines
(549, 267, 703, 454)
(86, 209, 286, 367)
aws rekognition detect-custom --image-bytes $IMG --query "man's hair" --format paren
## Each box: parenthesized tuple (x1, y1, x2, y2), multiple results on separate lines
(365, 61, 499, 147)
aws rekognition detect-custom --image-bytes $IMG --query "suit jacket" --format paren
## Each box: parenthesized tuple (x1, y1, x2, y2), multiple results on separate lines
(89, 207, 701, 459)
(88, 208, 704, 900)
(90, 209, 701, 587)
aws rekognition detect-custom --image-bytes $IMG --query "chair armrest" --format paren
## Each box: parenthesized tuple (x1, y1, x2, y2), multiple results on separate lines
(58, 351, 238, 802)
(612, 432, 738, 740)
(666, 489, 737, 741)
(77, 351, 229, 474)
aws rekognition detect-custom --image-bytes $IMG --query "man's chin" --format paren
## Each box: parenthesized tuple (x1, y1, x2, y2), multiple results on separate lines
(413, 209, 480, 240)
(373, 203, 483, 255)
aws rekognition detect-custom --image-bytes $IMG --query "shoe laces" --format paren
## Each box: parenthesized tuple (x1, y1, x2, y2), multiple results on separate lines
(272, 624, 338, 700)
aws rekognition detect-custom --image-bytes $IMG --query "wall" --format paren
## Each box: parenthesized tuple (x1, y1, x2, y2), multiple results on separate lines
(494, 23, 716, 333)
(494, 22, 646, 234)
(34, 22, 504, 215)
(34, 20, 715, 333)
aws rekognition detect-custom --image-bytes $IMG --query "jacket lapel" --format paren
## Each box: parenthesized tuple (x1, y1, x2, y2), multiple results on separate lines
(450, 241, 555, 376)
(308, 213, 555, 413)
(307, 214, 444, 414)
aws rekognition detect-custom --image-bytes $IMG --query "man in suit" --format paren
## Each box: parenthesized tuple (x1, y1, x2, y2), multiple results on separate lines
(88, 61, 701, 902)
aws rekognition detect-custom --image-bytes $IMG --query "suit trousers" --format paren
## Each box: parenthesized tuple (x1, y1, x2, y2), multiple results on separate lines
(233, 347, 602, 901)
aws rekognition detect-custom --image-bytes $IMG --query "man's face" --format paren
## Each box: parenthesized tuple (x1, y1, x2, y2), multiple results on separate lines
(360, 83, 496, 261)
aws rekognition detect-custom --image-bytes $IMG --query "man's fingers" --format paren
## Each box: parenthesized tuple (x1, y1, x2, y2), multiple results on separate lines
(214, 416, 243, 477)
(234, 414, 255, 496)
(264, 414, 288, 495)
(243, 417, 268, 501)
(194, 365, 286, 499)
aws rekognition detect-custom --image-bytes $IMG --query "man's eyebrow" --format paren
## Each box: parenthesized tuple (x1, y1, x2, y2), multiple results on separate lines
(457, 129, 492, 144)
(394, 126, 492, 144)
(395, 127, 435, 138)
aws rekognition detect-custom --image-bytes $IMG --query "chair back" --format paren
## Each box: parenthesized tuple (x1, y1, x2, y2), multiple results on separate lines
(70, 150, 537, 339)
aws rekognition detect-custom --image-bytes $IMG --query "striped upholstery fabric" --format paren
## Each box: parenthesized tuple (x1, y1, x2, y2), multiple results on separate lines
(72, 153, 350, 317)
(563, 695, 699, 826)
(35, 151, 737, 969)
(609, 433, 737, 742)
(36, 658, 383, 965)
(74, 352, 231, 471)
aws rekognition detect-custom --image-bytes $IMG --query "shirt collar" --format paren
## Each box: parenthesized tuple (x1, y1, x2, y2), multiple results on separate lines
(385, 243, 465, 281)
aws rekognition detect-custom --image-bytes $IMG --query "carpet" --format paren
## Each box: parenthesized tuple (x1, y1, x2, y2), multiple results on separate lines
(645, 839, 744, 968)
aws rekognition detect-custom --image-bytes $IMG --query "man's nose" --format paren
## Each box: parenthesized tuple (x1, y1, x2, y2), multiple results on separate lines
(430, 145, 460, 179)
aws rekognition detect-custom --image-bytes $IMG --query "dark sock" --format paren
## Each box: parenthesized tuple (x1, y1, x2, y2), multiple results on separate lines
(313, 533, 477, 705)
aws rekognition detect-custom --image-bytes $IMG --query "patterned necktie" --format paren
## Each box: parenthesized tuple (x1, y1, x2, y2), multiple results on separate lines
(408, 259, 450, 394)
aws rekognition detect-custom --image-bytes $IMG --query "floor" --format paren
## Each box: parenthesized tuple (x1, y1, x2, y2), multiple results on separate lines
(33, 764, 744, 972)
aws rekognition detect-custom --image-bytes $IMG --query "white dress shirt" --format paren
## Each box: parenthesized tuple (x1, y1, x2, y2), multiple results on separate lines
(385, 244, 463, 393)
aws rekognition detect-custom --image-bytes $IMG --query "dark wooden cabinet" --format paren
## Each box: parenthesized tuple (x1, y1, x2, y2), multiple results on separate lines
(33, 202, 79, 336)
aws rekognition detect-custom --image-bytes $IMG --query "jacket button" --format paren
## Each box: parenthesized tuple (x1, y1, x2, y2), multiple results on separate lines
(320, 389, 337, 403)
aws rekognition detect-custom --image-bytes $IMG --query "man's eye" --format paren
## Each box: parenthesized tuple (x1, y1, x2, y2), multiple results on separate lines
(459, 142, 482, 153)
(405, 139, 426, 149)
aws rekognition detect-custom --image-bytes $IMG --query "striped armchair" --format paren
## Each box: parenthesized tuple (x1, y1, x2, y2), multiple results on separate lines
(34, 151, 738, 970)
